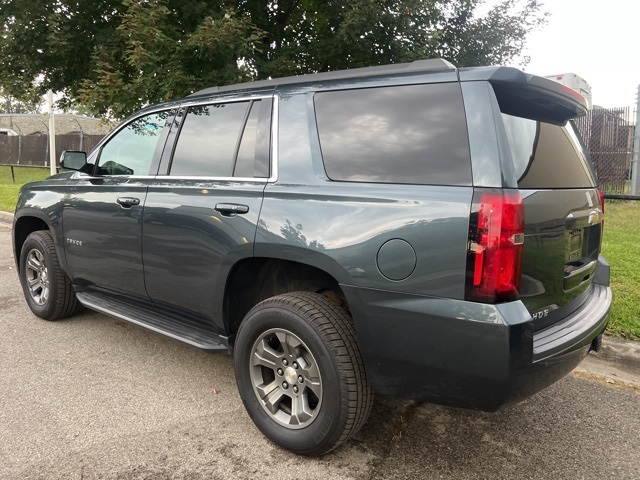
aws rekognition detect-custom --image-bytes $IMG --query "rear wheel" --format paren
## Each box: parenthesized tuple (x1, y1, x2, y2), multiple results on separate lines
(19, 230, 81, 320)
(234, 291, 373, 455)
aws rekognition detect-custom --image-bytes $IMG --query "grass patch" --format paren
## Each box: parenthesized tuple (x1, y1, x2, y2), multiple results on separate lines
(601, 201, 640, 340)
(0, 166, 51, 212)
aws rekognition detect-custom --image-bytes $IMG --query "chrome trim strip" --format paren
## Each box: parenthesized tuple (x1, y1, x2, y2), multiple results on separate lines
(73, 173, 158, 180)
(270, 95, 279, 183)
(179, 94, 273, 108)
(151, 176, 268, 183)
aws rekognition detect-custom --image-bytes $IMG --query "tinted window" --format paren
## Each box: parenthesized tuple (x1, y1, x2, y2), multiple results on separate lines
(234, 101, 261, 177)
(501, 114, 596, 188)
(170, 102, 249, 177)
(314, 83, 471, 185)
(98, 112, 169, 175)
(253, 98, 273, 178)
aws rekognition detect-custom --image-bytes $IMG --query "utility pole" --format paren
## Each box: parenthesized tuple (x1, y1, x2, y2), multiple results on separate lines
(48, 90, 56, 176)
(631, 85, 640, 196)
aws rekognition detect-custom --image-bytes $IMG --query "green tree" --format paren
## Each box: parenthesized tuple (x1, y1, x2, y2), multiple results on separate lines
(0, 0, 546, 119)
(0, 88, 42, 113)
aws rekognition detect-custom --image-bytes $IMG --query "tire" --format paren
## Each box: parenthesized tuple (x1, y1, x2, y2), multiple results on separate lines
(19, 230, 81, 321)
(234, 291, 373, 456)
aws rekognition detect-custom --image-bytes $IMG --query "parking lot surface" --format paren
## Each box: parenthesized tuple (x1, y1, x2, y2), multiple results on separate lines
(1, 223, 639, 479)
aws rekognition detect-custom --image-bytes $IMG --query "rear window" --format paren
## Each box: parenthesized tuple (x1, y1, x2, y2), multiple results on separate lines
(314, 83, 471, 186)
(501, 113, 596, 188)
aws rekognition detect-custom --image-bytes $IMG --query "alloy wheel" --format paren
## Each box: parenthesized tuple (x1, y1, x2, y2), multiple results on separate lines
(249, 328, 323, 429)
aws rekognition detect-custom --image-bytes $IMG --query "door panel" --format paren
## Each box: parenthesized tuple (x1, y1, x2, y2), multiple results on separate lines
(140, 97, 272, 328)
(63, 178, 151, 298)
(62, 110, 173, 301)
(142, 181, 265, 328)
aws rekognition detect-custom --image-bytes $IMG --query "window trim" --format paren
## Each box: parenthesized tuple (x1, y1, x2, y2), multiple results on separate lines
(162, 94, 278, 183)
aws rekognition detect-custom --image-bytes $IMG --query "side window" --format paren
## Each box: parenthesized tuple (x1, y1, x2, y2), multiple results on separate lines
(98, 112, 169, 176)
(169, 99, 272, 178)
(314, 83, 472, 186)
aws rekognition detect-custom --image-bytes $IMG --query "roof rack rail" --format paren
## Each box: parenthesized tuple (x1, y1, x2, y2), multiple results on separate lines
(189, 58, 456, 97)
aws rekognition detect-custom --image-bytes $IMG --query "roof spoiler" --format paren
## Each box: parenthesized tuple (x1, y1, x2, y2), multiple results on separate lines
(459, 67, 588, 125)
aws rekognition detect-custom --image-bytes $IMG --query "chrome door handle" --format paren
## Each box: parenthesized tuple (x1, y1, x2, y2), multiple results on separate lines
(117, 197, 140, 207)
(215, 203, 249, 216)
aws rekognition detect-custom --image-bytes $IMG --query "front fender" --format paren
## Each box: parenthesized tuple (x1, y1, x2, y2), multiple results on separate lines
(13, 183, 68, 273)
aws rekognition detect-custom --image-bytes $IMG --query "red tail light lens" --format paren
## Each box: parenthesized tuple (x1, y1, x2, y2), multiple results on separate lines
(465, 189, 524, 303)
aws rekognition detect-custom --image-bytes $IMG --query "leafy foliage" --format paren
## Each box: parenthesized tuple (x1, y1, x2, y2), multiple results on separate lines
(0, 0, 546, 118)
(0, 88, 42, 113)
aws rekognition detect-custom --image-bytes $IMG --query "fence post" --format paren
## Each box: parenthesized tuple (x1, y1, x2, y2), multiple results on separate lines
(74, 116, 84, 151)
(632, 85, 640, 195)
(48, 90, 57, 176)
(44, 130, 49, 166)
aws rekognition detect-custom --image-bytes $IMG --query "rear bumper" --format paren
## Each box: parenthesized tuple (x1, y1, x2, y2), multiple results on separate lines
(343, 281, 611, 411)
(533, 283, 610, 362)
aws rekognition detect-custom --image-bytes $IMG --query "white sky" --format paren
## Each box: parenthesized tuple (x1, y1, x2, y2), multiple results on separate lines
(498, 0, 639, 108)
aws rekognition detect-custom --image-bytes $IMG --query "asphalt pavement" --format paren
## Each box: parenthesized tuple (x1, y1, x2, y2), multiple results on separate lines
(0, 219, 639, 479)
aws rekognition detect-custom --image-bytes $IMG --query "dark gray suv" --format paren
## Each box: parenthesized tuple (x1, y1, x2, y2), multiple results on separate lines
(13, 59, 611, 455)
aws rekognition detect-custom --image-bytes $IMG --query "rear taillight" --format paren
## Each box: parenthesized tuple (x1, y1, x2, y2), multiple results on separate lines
(465, 189, 524, 303)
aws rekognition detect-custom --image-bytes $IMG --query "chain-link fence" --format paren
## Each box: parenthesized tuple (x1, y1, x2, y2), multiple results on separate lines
(573, 106, 635, 195)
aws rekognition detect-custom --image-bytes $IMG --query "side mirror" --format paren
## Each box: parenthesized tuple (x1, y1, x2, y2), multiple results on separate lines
(60, 151, 87, 171)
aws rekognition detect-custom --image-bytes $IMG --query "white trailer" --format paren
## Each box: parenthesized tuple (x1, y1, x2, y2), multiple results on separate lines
(544, 73, 593, 109)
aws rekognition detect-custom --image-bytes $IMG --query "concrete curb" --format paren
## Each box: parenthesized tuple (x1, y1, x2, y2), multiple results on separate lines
(579, 335, 640, 387)
(0, 210, 13, 225)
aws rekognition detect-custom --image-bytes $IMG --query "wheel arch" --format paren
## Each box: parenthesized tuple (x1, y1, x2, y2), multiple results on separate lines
(13, 213, 54, 273)
(223, 254, 351, 339)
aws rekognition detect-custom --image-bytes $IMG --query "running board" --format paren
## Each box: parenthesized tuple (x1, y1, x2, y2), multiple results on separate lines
(76, 291, 230, 353)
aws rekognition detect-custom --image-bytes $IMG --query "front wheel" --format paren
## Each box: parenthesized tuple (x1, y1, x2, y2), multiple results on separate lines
(19, 230, 81, 320)
(234, 291, 373, 455)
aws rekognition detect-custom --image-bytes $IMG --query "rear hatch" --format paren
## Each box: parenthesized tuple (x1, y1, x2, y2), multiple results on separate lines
(496, 92, 603, 331)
